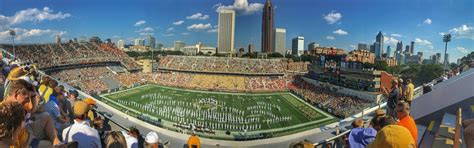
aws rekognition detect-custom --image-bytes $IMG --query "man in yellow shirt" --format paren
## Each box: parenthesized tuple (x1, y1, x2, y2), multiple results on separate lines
(405, 79, 415, 106)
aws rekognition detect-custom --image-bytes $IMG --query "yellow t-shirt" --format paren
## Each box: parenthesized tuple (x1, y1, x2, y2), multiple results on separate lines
(38, 84, 53, 103)
(406, 83, 415, 101)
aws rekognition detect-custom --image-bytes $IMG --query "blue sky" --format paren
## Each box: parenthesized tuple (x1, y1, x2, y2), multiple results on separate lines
(0, 0, 473, 62)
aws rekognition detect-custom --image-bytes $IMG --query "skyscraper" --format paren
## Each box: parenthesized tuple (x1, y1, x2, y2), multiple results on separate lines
(217, 9, 235, 54)
(274, 28, 286, 55)
(375, 31, 384, 59)
(117, 39, 125, 49)
(386, 45, 393, 58)
(357, 43, 369, 51)
(248, 44, 255, 54)
(374, 42, 382, 59)
(308, 42, 319, 51)
(147, 35, 156, 49)
(55, 34, 61, 44)
(405, 45, 410, 54)
(261, 0, 274, 53)
(135, 39, 145, 46)
(174, 41, 185, 51)
(396, 41, 403, 52)
(410, 41, 415, 54)
(291, 36, 304, 56)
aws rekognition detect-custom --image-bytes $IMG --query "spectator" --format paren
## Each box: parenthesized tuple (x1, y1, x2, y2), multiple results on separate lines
(145, 131, 160, 148)
(68, 89, 79, 106)
(27, 105, 61, 147)
(122, 128, 140, 148)
(58, 93, 73, 123)
(62, 101, 101, 148)
(187, 134, 200, 148)
(367, 125, 415, 148)
(405, 79, 415, 106)
(0, 101, 26, 148)
(84, 98, 98, 122)
(38, 76, 54, 103)
(348, 119, 377, 148)
(93, 117, 108, 147)
(396, 102, 418, 146)
(370, 116, 396, 131)
(463, 119, 474, 148)
(3, 79, 36, 112)
(398, 78, 405, 101)
(42, 92, 68, 138)
(105, 131, 127, 148)
(383, 79, 400, 118)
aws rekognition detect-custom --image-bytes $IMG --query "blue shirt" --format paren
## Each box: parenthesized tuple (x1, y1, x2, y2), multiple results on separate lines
(348, 127, 377, 148)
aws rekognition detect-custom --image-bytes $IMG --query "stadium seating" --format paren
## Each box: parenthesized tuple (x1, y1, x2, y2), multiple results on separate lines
(0, 42, 140, 71)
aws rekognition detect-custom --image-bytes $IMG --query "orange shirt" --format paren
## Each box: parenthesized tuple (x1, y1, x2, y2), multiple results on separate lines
(398, 115, 418, 147)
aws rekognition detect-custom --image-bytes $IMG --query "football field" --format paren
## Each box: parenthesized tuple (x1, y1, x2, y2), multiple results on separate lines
(101, 84, 337, 139)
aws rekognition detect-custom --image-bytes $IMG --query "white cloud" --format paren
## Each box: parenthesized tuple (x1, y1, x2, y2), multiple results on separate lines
(139, 32, 153, 36)
(414, 38, 432, 45)
(213, 3, 223, 8)
(390, 34, 402, 37)
(456, 46, 469, 53)
(415, 37, 434, 49)
(136, 27, 154, 33)
(167, 27, 174, 32)
(216, 0, 264, 15)
(162, 33, 174, 37)
(0, 28, 66, 42)
(383, 36, 399, 45)
(187, 23, 212, 31)
(0, 7, 71, 29)
(173, 20, 184, 25)
(181, 32, 190, 36)
(207, 25, 218, 33)
(134, 20, 146, 26)
(350, 45, 356, 49)
(323, 11, 342, 24)
(423, 18, 432, 25)
(326, 36, 335, 40)
(448, 24, 474, 40)
(333, 29, 348, 35)
(135, 27, 154, 36)
(186, 13, 209, 20)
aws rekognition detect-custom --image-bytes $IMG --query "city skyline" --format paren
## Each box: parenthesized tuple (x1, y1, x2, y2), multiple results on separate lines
(0, 0, 473, 62)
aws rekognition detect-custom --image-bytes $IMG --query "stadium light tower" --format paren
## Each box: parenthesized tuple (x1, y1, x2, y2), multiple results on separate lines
(443, 34, 451, 70)
(9, 29, 16, 59)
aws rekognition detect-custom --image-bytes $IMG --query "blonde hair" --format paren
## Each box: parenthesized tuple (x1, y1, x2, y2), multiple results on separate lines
(105, 131, 127, 148)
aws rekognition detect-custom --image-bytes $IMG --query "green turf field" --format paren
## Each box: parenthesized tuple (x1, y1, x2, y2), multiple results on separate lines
(101, 84, 336, 138)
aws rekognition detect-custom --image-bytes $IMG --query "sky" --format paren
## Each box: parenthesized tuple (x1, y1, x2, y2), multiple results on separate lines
(0, 0, 473, 62)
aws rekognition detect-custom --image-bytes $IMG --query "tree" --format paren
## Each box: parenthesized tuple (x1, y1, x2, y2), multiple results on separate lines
(374, 61, 388, 71)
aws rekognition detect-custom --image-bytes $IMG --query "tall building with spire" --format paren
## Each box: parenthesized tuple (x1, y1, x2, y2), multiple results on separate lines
(375, 31, 384, 59)
(261, 0, 274, 53)
(396, 41, 403, 52)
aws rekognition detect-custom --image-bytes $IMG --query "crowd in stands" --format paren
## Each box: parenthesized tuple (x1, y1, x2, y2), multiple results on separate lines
(159, 56, 288, 74)
(290, 77, 373, 118)
(344, 102, 418, 148)
(0, 42, 140, 71)
(0, 58, 182, 148)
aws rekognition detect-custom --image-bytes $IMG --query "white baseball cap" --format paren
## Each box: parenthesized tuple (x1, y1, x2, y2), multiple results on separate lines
(145, 131, 159, 144)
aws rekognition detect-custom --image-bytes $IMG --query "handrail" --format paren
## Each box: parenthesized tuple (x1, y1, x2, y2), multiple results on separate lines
(453, 108, 462, 148)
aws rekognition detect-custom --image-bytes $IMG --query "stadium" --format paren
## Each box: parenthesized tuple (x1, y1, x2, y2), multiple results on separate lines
(0, 1, 472, 147)
(0, 41, 377, 146)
